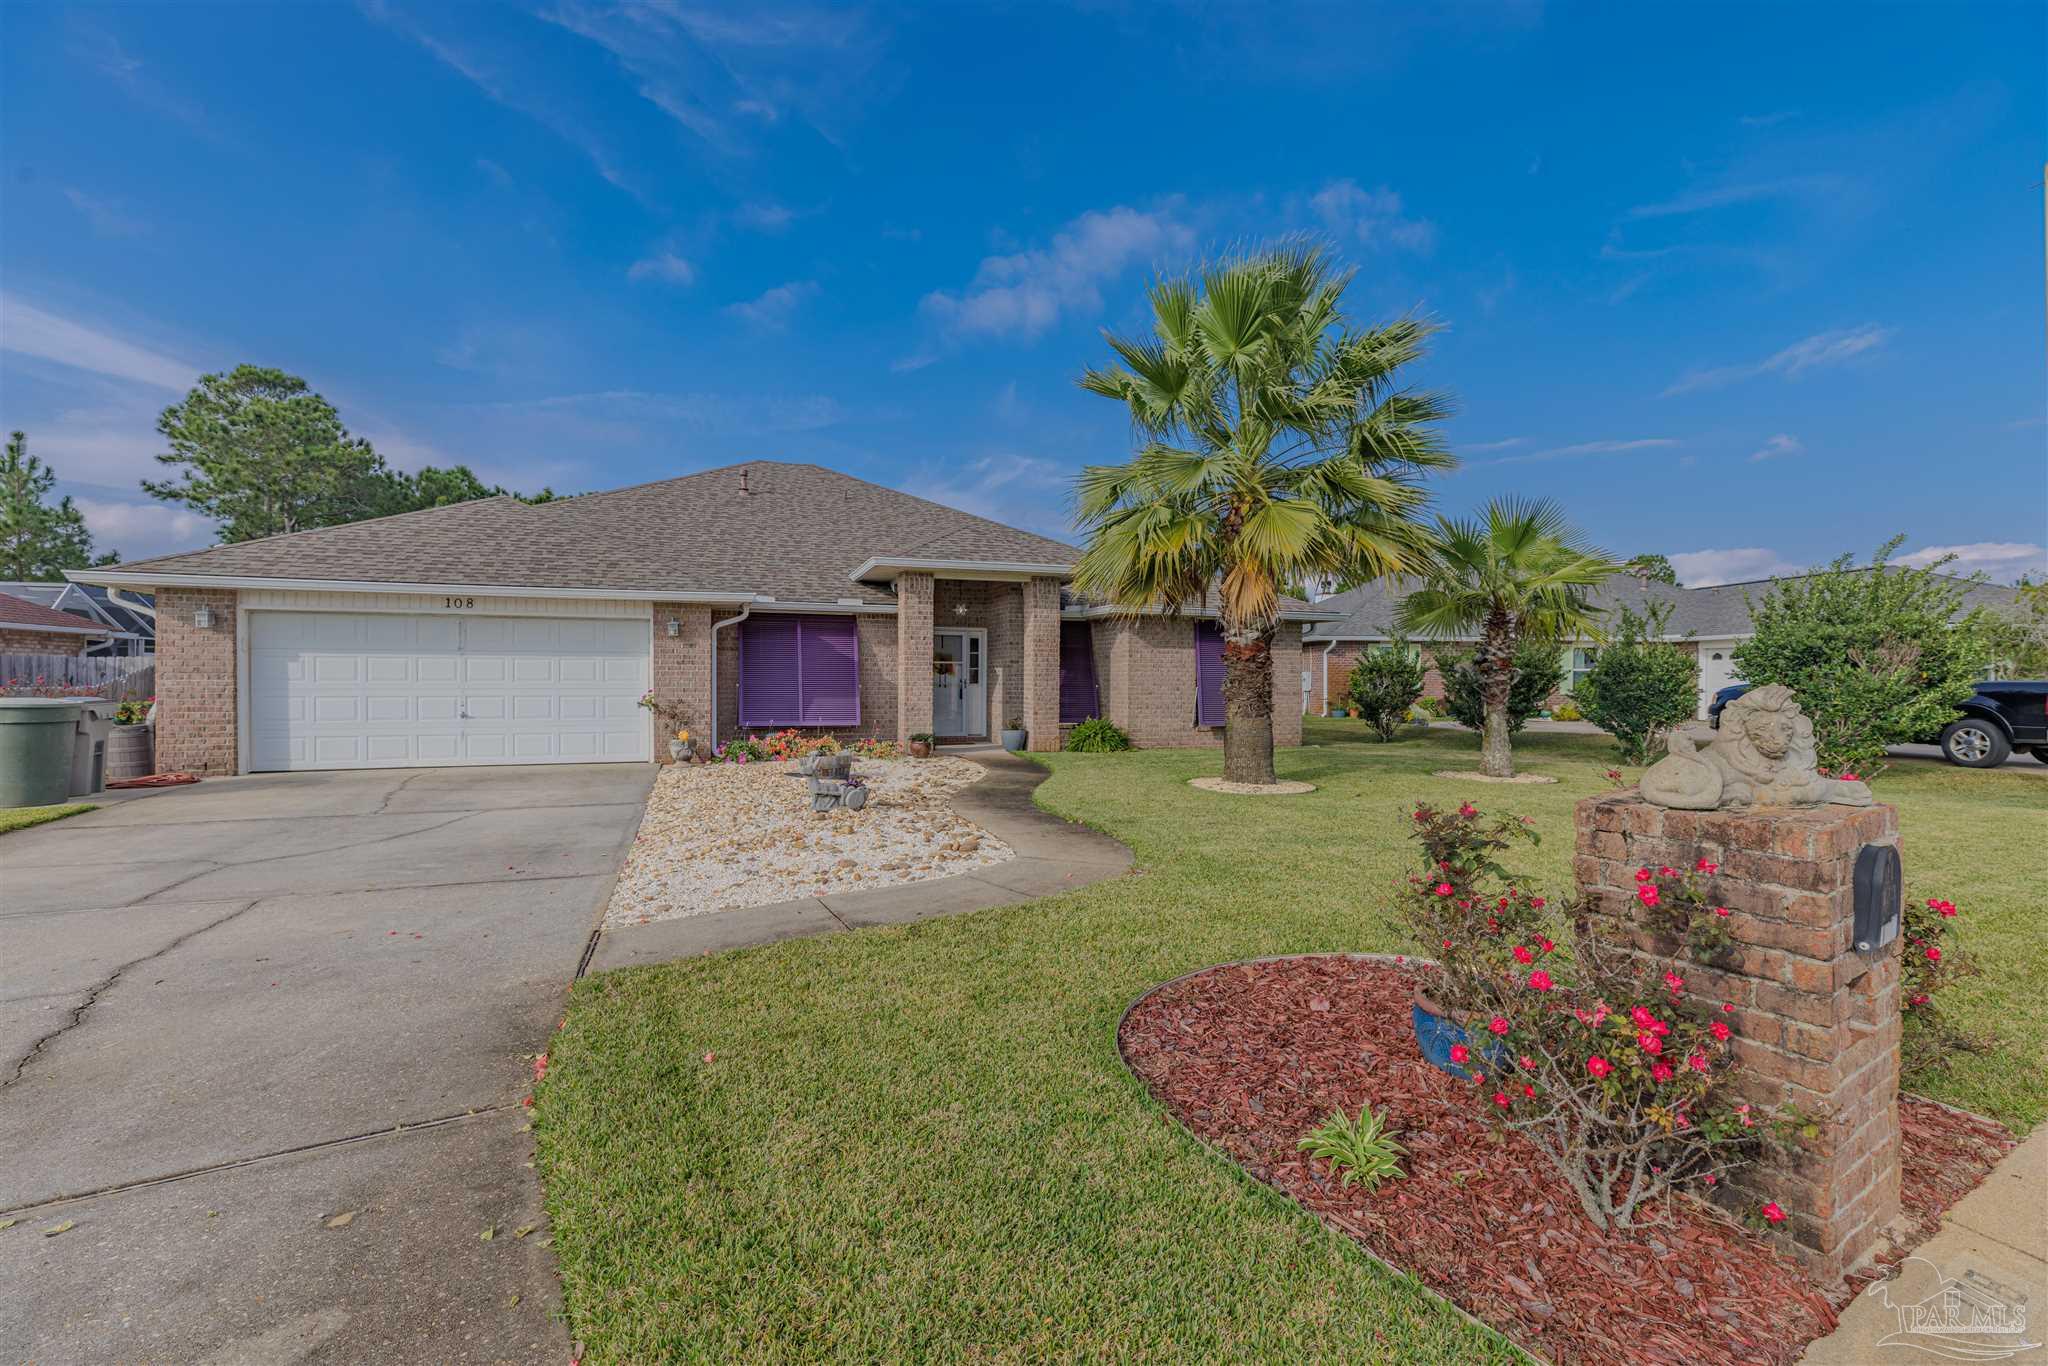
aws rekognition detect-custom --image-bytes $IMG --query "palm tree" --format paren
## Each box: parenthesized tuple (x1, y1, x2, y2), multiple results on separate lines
(1396, 498, 1620, 778)
(1073, 244, 1452, 784)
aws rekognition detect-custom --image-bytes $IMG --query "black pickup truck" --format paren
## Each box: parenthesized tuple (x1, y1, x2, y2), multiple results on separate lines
(1707, 680, 2048, 768)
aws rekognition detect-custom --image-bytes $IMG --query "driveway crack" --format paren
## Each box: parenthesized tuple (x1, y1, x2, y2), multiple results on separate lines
(126, 812, 479, 905)
(2, 898, 263, 1091)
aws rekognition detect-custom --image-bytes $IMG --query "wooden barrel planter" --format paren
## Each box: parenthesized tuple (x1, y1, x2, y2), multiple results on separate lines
(105, 724, 154, 781)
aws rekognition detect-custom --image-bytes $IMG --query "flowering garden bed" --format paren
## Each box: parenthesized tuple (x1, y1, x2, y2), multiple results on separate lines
(1118, 954, 2012, 1366)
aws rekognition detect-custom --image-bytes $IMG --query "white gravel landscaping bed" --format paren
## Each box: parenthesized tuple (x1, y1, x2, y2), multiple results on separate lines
(603, 755, 1015, 927)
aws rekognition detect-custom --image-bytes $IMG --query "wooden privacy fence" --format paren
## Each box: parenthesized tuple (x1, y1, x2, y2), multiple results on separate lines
(0, 654, 156, 699)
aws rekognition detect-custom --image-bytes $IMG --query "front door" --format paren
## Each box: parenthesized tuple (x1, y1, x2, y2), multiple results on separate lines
(1697, 643, 1743, 719)
(931, 630, 986, 737)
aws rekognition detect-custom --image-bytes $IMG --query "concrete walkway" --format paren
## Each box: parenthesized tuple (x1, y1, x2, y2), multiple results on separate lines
(1801, 1124, 2047, 1363)
(589, 749, 1132, 972)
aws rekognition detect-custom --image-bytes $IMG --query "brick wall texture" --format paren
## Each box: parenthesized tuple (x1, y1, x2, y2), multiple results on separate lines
(1092, 617, 1303, 749)
(1020, 575, 1061, 751)
(0, 628, 90, 655)
(1574, 793, 1903, 1283)
(155, 585, 240, 775)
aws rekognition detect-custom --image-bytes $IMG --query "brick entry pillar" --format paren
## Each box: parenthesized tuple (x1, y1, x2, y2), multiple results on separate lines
(896, 572, 935, 743)
(155, 584, 240, 776)
(1020, 575, 1061, 751)
(1574, 794, 1903, 1282)
(649, 604, 713, 762)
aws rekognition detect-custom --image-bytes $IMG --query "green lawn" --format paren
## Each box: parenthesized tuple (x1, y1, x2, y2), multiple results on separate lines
(0, 802, 95, 835)
(537, 719, 2045, 1361)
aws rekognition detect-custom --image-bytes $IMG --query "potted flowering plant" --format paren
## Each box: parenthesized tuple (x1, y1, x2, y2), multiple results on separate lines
(907, 731, 934, 758)
(1000, 717, 1027, 752)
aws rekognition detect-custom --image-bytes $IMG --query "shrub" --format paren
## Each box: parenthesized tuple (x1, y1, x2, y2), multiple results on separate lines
(1434, 639, 1563, 736)
(1346, 642, 1427, 742)
(1063, 716, 1132, 752)
(1732, 537, 1992, 778)
(1575, 603, 1700, 764)
(1396, 802, 1792, 1230)
(1298, 1103, 1406, 1190)
(848, 736, 903, 759)
(717, 736, 768, 764)
(1549, 699, 1583, 722)
(1412, 694, 1444, 716)
(1901, 896, 1992, 1071)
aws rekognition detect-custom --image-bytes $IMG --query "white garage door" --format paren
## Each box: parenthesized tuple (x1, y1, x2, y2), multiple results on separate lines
(248, 611, 651, 771)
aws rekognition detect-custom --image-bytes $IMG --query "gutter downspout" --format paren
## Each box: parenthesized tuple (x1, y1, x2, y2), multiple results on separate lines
(1318, 639, 1338, 716)
(709, 603, 753, 750)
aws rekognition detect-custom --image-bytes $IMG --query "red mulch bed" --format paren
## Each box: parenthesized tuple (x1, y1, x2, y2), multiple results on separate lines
(1118, 955, 2013, 1366)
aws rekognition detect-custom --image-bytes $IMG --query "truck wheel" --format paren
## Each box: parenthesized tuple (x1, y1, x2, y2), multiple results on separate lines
(2031, 746, 2048, 765)
(1939, 719, 2010, 768)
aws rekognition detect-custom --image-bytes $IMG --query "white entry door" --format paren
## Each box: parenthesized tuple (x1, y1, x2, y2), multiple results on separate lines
(248, 610, 651, 771)
(930, 630, 986, 738)
(1697, 641, 1744, 719)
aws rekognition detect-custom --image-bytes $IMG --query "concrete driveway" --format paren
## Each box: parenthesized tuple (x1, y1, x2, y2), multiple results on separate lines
(0, 763, 653, 1364)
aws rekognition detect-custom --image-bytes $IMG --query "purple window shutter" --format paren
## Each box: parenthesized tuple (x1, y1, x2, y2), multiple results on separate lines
(739, 616, 802, 728)
(1195, 621, 1225, 727)
(798, 616, 860, 727)
(1059, 621, 1099, 724)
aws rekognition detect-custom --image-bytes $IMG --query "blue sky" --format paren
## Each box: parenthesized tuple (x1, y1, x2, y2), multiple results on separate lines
(2, 1, 2043, 584)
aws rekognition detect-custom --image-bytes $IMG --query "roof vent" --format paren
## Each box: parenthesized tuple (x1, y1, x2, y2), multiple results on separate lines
(739, 468, 751, 495)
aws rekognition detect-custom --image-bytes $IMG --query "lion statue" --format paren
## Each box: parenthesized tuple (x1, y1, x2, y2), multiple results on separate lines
(1638, 683, 1873, 810)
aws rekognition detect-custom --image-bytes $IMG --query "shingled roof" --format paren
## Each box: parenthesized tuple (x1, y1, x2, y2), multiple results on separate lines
(0, 590, 133, 635)
(94, 462, 1081, 606)
(1303, 569, 2023, 641)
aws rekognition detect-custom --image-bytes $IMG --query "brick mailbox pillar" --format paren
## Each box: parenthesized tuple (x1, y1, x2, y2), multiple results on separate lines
(1574, 793, 1903, 1282)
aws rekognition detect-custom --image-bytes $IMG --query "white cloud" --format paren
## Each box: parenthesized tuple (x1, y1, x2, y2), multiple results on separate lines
(72, 497, 214, 560)
(734, 200, 796, 232)
(30, 416, 165, 485)
(0, 295, 198, 391)
(63, 189, 149, 238)
(1748, 433, 1802, 462)
(1308, 179, 1437, 253)
(1662, 324, 1894, 396)
(1627, 174, 1841, 219)
(890, 351, 938, 373)
(920, 204, 1194, 342)
(1668, 547, 1806, 587)
(1895, 542, 2047, 584)
(1487, 438, 1677, 466)
(1458, 437, 1525, 453)
(627, 251, 697, 285)
(906, 454, 1075, 540)
(723, 280, 818, 330)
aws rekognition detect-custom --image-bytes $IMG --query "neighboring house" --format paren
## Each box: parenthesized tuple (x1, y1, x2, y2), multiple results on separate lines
(0, 590, 139, 657)
(0, 581, 155, 655)
(72, 462, 1330, 775)
(1304, 570, 2025, 720)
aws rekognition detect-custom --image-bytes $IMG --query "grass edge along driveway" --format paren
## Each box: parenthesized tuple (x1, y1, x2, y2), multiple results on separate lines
(535, 723, 2042, 1361)
(0, 802, 95, 835)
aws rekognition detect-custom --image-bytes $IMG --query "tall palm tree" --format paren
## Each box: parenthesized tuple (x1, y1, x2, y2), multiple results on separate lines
(1073, 244, 1452, 784)
(1396, 498, 1620, 778)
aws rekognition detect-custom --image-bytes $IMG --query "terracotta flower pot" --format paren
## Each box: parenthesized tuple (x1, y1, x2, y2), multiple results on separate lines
(908, 739, 933, 758)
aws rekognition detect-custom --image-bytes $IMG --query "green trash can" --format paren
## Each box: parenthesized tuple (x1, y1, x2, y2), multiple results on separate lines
(0, 699, 86, 808)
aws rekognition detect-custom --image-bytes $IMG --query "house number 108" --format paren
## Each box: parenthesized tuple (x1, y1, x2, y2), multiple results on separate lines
(444, 596, 476, 609)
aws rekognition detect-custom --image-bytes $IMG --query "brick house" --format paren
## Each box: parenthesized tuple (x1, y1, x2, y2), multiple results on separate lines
(72, 463, 1329, 775)
(0, 590, 139, 657)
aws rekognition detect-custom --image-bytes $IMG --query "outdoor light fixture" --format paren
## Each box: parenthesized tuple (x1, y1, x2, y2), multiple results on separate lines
(192, 606, 215, 629)
(666, 618, 681, 637)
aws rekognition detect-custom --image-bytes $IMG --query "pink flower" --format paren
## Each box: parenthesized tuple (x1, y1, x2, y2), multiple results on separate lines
(1638, 1031, 1663, 1055)
(1659, 866, 1677, 878)
(1531, 897, 1546, 909)
(1488, 1016, 1510, 1035)
(1714, 905, 1731, 918)
(1537, 936, 1556, 953)
(1449, 1043, 1470, 1064)
(1458, 803, 1477, 817)
(1738, 1103, 1755, 1128)
(1435, 883, 1454, 897)
(1710, 1019, 1731, 1041)
(1703, 1173, 1718, 1186)
(1513, 945, 1535, 965)
(1696, 858, 1719, 874)
(1722, 1002, 1736, 1013)
(1910, 993, 1931, 1006)
(1519, 1054, 1536, 1070)
(1586, 1056, 1613, 1078)
(1492, 1091, 1510, 1107)
(1926, 946, 1942, 963)
(1838, 772, 1859, 781)
(1687, 1052, 1709, 1073)
(1762, 1201, 1786, 1224)
(1634, 867, 1654, 884)
(1664, 971, 1685, 994)
(1636, 884, 1661, 908)
(1527, 970, 1553, 992)
(1522, 1083, 1536, 1098)
(1651, 1062, 1675, 1082)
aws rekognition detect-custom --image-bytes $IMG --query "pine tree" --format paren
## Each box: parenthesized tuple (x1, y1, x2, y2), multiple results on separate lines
(0, 431, 116, 580)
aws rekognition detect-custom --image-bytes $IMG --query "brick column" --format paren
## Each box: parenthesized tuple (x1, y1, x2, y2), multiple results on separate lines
(155, 585, 240, 775)
(1020, 575, 1061, 751)
(649, 604, 713, 762)
(1574, 794, 1902, 1282)
(895, 572, 934, 743)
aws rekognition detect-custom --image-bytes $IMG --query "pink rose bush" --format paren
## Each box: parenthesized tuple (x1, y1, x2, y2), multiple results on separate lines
(1399, 801, 1795, 1232)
